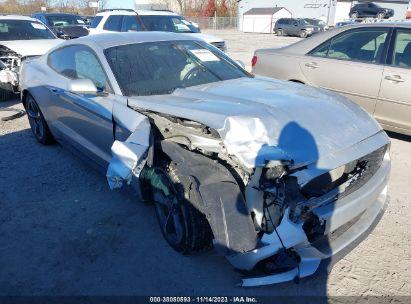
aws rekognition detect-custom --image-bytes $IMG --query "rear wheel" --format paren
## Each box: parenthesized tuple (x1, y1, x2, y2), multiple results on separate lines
(25, 94, 54, 145)
(350, 12, 358, 19)
(143, 160, 213, 254)
(277, 29, 284, 36)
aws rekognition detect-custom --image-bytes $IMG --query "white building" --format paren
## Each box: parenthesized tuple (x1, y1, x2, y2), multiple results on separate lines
(242, 7, 292, 33)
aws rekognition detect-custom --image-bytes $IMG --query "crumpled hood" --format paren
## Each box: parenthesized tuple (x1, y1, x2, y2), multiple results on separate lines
(128, 77, 382, 169)
(0, 39, 62, 57)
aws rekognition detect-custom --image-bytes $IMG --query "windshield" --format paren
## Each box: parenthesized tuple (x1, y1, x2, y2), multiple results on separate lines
(139, 15, 199, 33)
(0, 20, 55, 40)
(47, 15, 86, 27)
(105, 40, 250, 96)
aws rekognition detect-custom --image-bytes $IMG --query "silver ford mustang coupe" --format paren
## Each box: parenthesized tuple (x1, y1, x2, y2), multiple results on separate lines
(20, 32, 391, 287)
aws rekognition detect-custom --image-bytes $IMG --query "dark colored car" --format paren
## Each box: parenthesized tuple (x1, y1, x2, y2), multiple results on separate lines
(304, 18, 327, 31)
(32, 13, 89, 39)
(349, 2, 394, 19)
(274, 18, 321, 38)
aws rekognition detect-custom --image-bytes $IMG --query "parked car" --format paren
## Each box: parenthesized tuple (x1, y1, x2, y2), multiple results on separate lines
(252, 23, 411, 136)
(304, 18, 328, 31)
(0, 15, 62, 101)
(275, 18, 322, 38)
(32, 13, 89, 39)
(335, 19, 358, 27)
(20, 32, 390, 287)
(349, 2, 394, 19)
(89, 9, 227, 52)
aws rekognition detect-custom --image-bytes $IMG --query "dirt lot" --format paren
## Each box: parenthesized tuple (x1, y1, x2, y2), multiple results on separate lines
(0, 30, 410, 297)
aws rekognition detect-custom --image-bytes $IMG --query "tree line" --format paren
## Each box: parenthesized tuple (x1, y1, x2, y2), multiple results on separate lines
(0, 0, 238, 16)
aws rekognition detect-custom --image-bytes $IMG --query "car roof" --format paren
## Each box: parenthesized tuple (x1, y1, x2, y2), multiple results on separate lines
(0, 15, 39, 22)
(64, 31, 202, 50)
(96, 9, 179, 17)
(38, 13, 82, 17)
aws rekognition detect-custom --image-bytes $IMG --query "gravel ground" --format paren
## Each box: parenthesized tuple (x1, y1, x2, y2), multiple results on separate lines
(0, 30, 410, 297)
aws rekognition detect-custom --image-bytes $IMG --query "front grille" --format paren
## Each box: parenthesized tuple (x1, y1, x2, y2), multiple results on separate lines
(211, 41, 226, 51)
(341, 145, 387, 198)
(302, 145, 388, 199)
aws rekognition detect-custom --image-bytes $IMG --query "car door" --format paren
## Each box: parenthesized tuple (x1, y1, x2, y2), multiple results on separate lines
(291, 19, 300, 36)
(47, 45, 117, 168)
(284, 19, 292, 35)
(299, 27, 390, 114)
(375, 28, 411, 134)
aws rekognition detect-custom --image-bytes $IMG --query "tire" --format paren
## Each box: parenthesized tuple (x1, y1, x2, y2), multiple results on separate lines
(377, 12, 385, 19)
(350, 12, 358, 19)
(0, 87, 16, 102)
(24, 94, 54, 145)
(299, 30, 307, 38)
(145, 160, 213, 255)
(277, 29, 284, 36)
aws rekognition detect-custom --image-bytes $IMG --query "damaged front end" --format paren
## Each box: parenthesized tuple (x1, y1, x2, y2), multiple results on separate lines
(105, 104, 390, 287)
(0, 45, 22, 92)
(229, 138, 390, 286)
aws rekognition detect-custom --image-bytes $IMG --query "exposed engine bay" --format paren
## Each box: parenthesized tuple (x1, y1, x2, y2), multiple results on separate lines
(0, 45, 23, 91)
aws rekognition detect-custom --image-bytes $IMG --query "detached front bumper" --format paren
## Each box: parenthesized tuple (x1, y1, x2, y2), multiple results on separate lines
(228, 151, 390, 287)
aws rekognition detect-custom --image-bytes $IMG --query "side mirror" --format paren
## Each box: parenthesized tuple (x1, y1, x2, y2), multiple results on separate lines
(68, 78, 101, 95)
(236, 60, 246, 69)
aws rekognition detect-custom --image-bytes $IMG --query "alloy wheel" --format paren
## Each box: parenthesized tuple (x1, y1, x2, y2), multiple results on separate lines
(26, 97, 45, 140)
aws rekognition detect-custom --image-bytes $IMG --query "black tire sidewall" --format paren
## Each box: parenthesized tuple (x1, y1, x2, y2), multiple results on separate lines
(152, 160, 212, 255)
(25, 94, 53, 145)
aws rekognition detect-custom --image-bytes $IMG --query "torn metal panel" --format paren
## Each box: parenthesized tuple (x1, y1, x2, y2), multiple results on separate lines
(106, 116, 151, 190)
(160, 140, 258, 254)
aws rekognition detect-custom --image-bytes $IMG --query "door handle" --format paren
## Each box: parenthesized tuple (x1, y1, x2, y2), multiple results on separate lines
(305, 62, 319, 69)
(384, 75, 405, 83)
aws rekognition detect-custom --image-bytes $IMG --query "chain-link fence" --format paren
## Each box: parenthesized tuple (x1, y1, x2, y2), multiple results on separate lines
(185, 17, 239, 30)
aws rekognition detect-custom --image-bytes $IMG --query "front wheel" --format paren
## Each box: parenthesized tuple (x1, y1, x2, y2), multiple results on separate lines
(25, 94, 54, 145)
(376, 12, 385, 19)
(350, 12, 358, 19)
(299, 30, 307, 38)
(142, 161, 213, 254)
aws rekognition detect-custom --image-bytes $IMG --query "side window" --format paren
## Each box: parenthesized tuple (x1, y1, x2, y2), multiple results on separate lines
(90, 16, 103, 29)
(103, 15, 123, 32)
(327, 29, 388, 63)
(48, 45, 109, 91)
(392, 30, 411, 68)
(310, 40, 331, 57)
(121, 15, 142, 32)
(74, 50, 108, 91)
